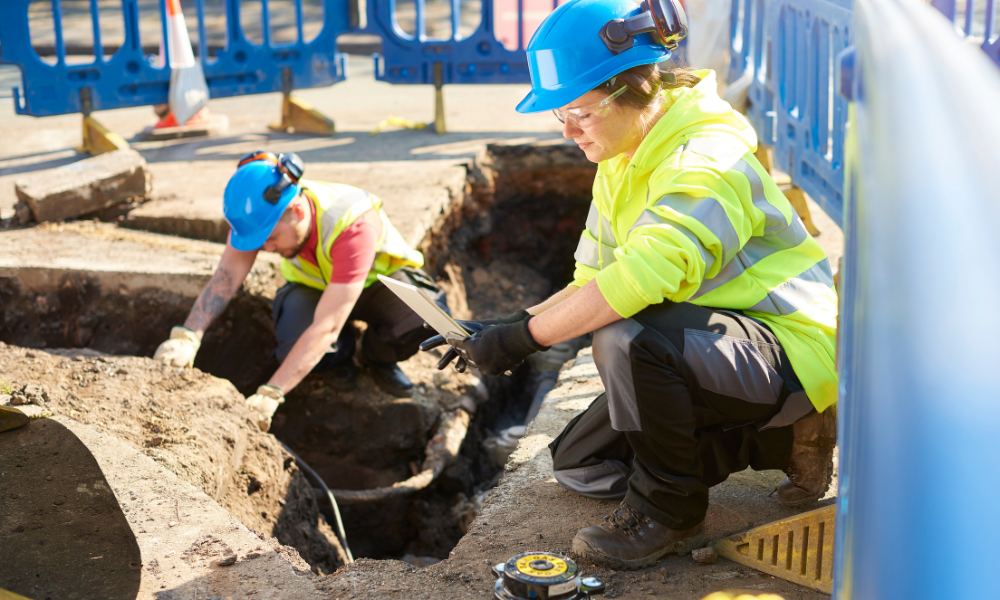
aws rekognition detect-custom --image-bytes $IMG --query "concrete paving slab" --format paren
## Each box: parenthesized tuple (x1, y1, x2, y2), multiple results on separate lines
(0, 221, 280, 298)
(52, 414, 327, 600)
(15, 148, 151, 223)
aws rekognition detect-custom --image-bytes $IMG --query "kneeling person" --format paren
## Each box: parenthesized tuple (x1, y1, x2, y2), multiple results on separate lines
(154, 152, 447, 430)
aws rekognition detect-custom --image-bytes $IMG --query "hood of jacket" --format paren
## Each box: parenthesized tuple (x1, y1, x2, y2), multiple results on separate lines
(599, 70, 759, 185)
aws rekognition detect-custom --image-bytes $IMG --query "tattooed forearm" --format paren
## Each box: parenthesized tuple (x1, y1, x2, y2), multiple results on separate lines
(184, 267, 238, 334)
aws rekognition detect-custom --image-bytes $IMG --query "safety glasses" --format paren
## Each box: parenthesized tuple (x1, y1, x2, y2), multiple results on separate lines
(553, 85, 628, 127)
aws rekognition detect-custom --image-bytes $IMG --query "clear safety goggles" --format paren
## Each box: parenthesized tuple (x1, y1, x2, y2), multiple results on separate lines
(553, 85, 627, 127)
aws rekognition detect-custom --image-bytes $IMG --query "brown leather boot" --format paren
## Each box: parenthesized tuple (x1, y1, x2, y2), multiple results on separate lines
(571, 503, 705, 570)
(777, 406, 837, 507)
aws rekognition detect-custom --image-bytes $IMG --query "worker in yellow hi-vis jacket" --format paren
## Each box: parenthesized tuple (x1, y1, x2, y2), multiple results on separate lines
(422, 0, 837, 572)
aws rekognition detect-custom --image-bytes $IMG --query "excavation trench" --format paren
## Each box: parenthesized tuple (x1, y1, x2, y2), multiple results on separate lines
(0, 143, 597, 566)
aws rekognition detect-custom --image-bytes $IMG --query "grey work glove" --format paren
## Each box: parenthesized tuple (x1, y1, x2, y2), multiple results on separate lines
(153, 326, 201, 368)
(420, 309, 531, 373)
(245, 384, 285, 432)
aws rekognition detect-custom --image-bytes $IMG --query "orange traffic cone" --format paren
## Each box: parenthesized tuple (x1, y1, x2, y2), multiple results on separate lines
(141, 0, 226, 140)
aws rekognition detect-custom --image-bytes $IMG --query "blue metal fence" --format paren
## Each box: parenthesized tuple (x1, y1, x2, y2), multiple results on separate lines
(0, 0, 350, 117)
(834, 0, 1000, 595)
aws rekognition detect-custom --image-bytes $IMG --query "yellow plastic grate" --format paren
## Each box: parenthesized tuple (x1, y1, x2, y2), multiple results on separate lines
(711, 504, 836, 593)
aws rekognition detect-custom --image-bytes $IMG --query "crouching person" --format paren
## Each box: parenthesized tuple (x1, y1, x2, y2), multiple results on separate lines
(154, 151, 448, 430)
(422, 0, 837, 571)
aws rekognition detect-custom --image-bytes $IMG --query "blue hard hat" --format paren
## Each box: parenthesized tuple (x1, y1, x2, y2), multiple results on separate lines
(516, 0, 675, 113)
(223, 159, 301, 252)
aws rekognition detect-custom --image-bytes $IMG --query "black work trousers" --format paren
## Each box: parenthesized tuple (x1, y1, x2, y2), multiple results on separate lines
(272, 267, 449, 370)
(549, 301, 815, 530)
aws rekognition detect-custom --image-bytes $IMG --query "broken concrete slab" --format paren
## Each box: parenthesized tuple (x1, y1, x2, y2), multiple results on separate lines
(14, 149, 151, 223)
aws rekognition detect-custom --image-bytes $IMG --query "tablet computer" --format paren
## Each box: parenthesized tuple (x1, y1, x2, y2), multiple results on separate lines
(377, 274, 470, 340)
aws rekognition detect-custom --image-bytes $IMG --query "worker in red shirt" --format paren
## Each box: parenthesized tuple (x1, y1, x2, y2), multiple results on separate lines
(153, 152, 448, 430)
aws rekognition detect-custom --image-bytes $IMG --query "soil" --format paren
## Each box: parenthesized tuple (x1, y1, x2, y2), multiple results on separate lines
(0, 343, 348, 574)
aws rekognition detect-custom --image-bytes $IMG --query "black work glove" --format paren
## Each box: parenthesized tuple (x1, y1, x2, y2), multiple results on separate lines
(448, 317, 550, 377)
(420, 309, 531, 373)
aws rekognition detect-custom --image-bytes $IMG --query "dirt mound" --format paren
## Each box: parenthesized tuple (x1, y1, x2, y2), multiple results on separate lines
(0, 342, 347, 573)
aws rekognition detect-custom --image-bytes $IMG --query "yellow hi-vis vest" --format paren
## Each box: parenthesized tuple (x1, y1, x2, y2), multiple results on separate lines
(280, 180, 424, 290)
(570, 71, 838, 412)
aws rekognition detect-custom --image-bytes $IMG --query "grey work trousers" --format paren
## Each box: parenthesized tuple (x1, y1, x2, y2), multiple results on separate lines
(548, 301, 815, 530)
(272, 267, 449, 370)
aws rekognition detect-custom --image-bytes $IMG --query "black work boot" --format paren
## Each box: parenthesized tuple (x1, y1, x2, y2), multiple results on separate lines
(325, 362, 359, 392)
(777, 406, 837, 507)
(362, 359, 413, 398)
(572, 503, 705, 570)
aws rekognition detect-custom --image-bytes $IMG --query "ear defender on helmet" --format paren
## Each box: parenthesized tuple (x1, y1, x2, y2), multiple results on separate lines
(235, 151, 305, 204)
(599, 0, 688, 55)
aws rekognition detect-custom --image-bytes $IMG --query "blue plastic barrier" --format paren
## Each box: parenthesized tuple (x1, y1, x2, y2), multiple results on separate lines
(932, 0, 1000, 66)
(368, 0, 553, 85)
(769, 0, 852, 224)
(729, 0, 776, 146)
(0, 0, 350, 117)
(368, 0, 687, 85)
(834, 0, 1000, 595)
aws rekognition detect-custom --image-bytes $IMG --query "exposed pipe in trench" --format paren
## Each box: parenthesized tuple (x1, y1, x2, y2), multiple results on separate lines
(326, 408, 472, 505)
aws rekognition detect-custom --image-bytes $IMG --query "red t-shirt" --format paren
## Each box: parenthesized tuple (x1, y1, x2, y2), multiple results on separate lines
(297, 202, 382, 284)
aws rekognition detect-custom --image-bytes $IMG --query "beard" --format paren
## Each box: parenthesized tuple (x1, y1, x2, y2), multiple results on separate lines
(280, 234, 309, 258)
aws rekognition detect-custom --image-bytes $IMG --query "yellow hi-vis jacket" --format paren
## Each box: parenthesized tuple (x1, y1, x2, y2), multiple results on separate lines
(571, 70, 838, 412)
(280, 180, 424, 290)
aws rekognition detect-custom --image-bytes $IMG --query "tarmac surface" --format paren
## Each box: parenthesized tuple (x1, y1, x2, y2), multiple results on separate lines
(0, 55, 563, 247)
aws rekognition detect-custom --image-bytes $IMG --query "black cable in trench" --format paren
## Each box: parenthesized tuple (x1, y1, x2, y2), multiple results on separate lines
(279, 441, 355, 564)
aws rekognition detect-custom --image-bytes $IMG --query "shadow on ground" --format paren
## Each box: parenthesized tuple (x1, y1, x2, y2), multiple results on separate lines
(0, 419, 142, 600)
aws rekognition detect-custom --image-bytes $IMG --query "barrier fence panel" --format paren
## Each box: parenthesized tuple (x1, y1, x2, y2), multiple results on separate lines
(833, 0, 1000, 596)
(0, 0, 351, 117)
(368, 0, 558, 85)
(368, 0, 687, 86)
(769, 0, 852, 224)
(931, 0, 1000, 65)
(730, 0, 776, 146)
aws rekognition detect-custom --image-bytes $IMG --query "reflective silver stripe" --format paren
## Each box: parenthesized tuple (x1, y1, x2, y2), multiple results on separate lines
(283, 256, 326, 287)
(739, 216, 809, 264)
(748, 260, 835, 316)
(316, 188, 376, 249)
(586, 203, 617, 247)
(692, 252, 747, 299)
(653, 194, 741, 266)
(574, 235, 617, 270)
(731, 159, 788, 234)
(683, 137, 788, 235)
(690, 218, 810, 300)
(628, 209, 716, 273)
